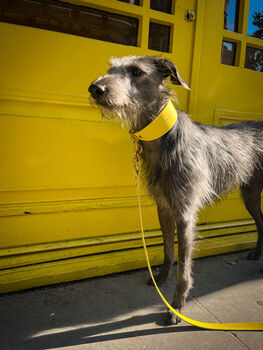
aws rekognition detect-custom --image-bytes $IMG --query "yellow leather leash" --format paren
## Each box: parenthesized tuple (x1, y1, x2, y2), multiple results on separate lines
(130, 101, 263, 331)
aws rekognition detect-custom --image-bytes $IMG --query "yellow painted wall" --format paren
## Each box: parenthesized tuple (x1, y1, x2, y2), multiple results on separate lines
(0, 0, 262, 292)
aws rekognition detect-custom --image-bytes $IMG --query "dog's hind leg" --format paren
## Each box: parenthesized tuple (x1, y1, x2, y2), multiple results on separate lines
(241, 178, 263, 260)
(148, 205, 175, 286)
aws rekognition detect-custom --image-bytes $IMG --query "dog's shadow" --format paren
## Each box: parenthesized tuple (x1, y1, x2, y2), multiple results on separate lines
(24, 313, 200, 349)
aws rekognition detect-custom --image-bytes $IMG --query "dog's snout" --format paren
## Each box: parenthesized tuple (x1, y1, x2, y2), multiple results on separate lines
(89, 83, 106, 98)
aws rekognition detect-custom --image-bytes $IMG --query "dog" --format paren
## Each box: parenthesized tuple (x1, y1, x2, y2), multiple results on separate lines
(88, 55, 263, 325)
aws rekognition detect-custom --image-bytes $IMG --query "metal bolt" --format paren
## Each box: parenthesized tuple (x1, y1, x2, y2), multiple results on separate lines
(185, 10, 196, 22)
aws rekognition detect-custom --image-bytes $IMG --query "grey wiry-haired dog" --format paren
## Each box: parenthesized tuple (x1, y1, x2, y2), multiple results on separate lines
(89, 55, 263, 325)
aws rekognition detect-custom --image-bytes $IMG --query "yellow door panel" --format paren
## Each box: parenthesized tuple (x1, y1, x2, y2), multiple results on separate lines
(0, 204, 160, 248)
(194, 0, 263, 225)
(0, 115, 135, 191)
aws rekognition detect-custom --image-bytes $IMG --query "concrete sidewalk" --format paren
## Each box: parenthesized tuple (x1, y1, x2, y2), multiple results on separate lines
(0, 251, 263, 350)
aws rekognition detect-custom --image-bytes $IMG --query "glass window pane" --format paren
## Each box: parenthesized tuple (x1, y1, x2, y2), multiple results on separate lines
(148, 22, 170, 52)
(224, 0, 240, 32)
(221, 41, 236, 66)
(0, 0, 138, 47)
(245, 46, 263, 72)
(118, 0, 140, 5)
(150, 0, 172, 14)
(247, 0, 263, 39)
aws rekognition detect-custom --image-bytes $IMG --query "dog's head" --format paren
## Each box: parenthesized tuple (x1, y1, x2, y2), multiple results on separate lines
(88, 55, 189, 129)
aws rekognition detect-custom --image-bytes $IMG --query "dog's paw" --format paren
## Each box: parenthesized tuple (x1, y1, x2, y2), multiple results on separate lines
(247, 250, 261, 260)
(165, 309, 182, 326)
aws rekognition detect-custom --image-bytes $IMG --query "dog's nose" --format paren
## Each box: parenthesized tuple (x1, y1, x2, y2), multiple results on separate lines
(88, 83, 106, 98)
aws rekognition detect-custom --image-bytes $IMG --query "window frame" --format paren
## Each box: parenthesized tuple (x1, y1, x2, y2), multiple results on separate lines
(0, 0, 178, 53)
(222, 0, 263, 72)
(61, 0, 176, 53)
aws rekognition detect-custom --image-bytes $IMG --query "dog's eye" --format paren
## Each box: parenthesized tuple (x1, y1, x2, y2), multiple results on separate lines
(131, 67, 144, 77)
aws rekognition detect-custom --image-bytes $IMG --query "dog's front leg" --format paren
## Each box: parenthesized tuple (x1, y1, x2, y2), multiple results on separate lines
(167, 217, 195, 325)
(148, 205, 175, 286)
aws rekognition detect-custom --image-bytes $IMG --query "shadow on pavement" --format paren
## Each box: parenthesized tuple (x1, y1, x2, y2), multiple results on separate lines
(0, 251, 262, 349)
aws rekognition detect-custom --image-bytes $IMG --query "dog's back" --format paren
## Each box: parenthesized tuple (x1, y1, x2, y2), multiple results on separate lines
(194, 119, 263, 196)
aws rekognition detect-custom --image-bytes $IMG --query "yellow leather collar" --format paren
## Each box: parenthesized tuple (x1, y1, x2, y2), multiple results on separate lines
(132, 100, 177, 141)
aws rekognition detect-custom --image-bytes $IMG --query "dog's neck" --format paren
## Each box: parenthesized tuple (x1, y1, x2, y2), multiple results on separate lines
(129, 96, 167, 131)
(131, 100, 177, 142)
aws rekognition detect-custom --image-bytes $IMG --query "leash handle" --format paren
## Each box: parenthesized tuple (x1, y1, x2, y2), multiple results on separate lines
(132, 140, 263, 331)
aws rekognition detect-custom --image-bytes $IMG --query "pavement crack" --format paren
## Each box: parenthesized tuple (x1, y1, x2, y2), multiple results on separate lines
(231, 332, 252, 350)
(190, 296, 221, 323)
(190, 297, 252, 350)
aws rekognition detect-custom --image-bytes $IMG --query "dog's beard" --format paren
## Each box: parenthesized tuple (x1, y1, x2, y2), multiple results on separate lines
(89, 95, 142, 129)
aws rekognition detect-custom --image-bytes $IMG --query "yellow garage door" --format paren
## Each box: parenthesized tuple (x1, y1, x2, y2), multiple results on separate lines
(0, 0, 262, 292)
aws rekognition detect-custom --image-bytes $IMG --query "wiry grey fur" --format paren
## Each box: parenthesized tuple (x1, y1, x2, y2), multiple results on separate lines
(89, 55, 263, 325)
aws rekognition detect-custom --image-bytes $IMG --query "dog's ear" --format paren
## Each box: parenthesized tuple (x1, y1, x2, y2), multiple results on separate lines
(153, 56, 190, 90)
